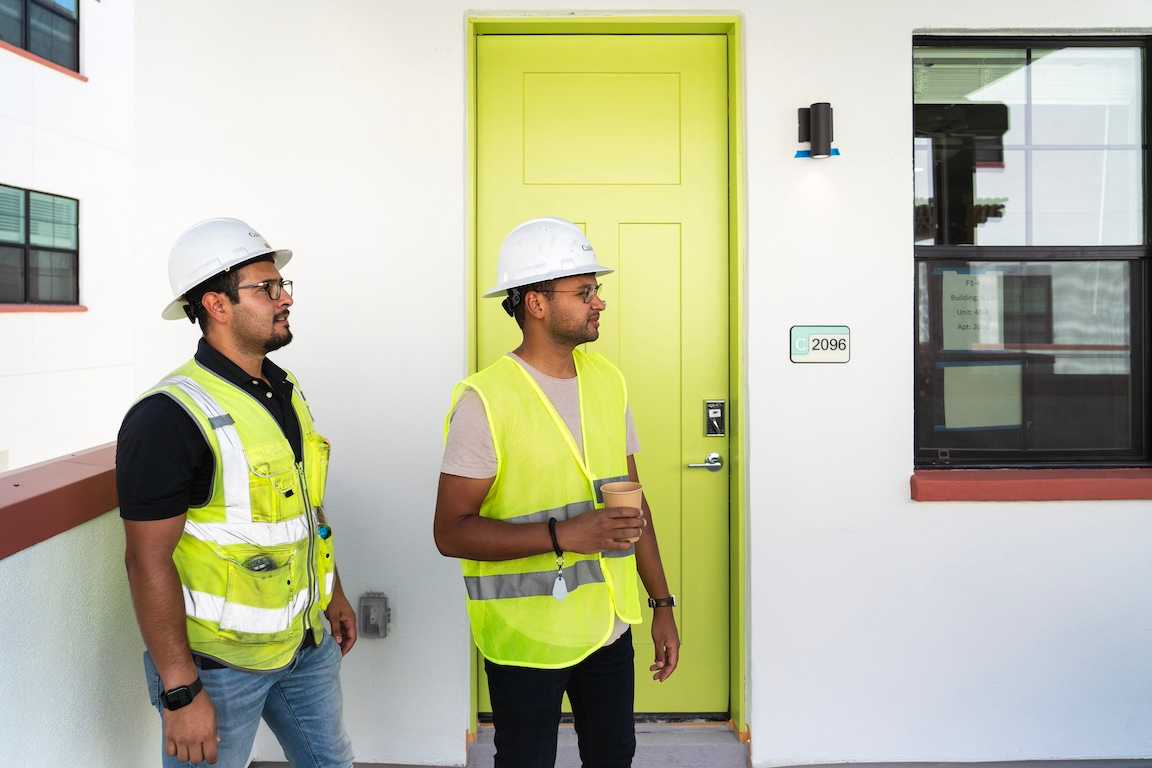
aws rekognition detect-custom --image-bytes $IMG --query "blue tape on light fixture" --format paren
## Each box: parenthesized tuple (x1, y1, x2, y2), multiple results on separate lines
(794, 148, 841, 158)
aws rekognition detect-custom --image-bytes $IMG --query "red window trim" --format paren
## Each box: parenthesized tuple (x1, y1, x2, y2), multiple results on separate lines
(911, 468, 1152, 502)
(0, 39, 87, 81)
(0, 304, 88, 313)
(0, 443, 116, 561)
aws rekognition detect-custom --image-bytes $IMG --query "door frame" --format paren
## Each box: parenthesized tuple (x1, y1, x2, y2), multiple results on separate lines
(465, 14, 749, 742)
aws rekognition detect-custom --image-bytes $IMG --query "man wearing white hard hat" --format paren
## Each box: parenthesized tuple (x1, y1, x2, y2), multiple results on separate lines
(117, 218, 356, 767)
(435, 218, 680, 767)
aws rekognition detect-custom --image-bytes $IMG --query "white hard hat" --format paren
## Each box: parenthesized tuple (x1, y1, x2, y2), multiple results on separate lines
(162, 217, 292, 320)
(483, 217, 613, 298)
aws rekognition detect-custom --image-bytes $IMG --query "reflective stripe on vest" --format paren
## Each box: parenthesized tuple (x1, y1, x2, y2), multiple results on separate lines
(184, 586, 309, 633)
(183, 571, 334, 634)
(183, 519, 309, 548)
(159, 375, 252, 526)
(465, 560, 605, 601)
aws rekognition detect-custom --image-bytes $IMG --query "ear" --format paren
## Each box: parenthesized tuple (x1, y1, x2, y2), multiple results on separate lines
(525, 290, 549, 321)
(200, 291, 231, 325)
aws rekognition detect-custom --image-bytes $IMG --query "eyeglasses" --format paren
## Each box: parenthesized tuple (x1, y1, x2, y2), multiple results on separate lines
(540, 283, 603, 304)
(237, 279, 293, 301)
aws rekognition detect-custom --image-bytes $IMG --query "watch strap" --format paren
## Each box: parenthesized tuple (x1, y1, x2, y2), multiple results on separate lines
(648, 595, 676, 608)
(161, 676, 203, 711)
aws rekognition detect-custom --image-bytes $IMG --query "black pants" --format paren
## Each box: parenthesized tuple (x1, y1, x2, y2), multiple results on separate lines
(484, 629, 636, 768)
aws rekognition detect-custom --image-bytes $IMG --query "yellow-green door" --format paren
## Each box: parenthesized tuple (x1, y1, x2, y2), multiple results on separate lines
(476, 33, 729, 714)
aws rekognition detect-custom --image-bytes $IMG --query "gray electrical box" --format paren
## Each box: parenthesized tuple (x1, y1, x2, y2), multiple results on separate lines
(359, 592, 391, 638)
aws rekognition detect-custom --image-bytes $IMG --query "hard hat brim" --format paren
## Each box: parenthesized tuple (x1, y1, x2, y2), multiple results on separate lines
(482, 264, 614, 299)
(162, 248, 292, 320)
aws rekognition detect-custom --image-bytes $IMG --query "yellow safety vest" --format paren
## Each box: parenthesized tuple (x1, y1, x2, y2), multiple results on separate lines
(139, 359, 336, 671)
(446, 349, 642, 669)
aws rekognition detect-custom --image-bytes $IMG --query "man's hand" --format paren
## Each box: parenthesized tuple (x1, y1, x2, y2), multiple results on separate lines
(557, 506, 646, 554)
(649, 608, 680, 683)
(162, 688, 218, 765)
(325, 589, 358, 655)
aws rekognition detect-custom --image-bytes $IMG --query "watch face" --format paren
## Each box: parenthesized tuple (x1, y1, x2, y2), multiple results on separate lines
(164, 687, 193, 710)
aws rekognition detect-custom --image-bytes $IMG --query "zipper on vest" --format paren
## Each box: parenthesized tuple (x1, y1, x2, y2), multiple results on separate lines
(297, 461, 318, 639)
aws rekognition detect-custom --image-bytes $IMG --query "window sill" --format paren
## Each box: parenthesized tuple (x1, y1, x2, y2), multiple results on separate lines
(0, 304, 87, 313)
(0, 40, 86, 82)
(0, 443, 116, 561)
(911, 468, 1152, 502)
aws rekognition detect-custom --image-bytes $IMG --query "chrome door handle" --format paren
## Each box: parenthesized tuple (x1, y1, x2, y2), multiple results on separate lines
(687, 453, 723, 472)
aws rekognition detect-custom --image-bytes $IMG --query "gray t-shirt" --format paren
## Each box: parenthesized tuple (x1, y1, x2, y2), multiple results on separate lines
(441, 353, 638, 647)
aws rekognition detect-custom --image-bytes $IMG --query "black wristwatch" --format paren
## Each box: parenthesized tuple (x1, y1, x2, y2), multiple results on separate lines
(648, 595, 676, 608)
(160, 677, 203, 711)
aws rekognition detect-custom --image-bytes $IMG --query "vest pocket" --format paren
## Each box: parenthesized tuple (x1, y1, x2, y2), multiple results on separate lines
(218, 551, 303, 644)
(248, 462, 301, 524)
(303, 434, 330, 508)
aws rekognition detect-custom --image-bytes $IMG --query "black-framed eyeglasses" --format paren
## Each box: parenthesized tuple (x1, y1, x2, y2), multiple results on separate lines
(237, 279, 293, 301)
(540, 283, 603, 304)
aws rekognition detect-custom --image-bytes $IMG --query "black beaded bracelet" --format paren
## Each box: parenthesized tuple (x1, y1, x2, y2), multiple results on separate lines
(547, 517, 563, 557)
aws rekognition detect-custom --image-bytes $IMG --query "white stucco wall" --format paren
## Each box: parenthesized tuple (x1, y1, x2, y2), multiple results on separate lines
(0, 0, 136, 470)
(748, 3, 1152, 765)
(0, 512, 156, 767)
(128, 2, 1152, 767)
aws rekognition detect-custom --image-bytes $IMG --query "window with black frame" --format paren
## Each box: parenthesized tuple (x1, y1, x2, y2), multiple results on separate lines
(0, 0, 79, 72)
(0, 184, 79, 305)
(913, 38, 1150, 467)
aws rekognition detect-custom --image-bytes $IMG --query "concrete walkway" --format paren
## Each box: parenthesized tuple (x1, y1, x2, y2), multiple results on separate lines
(254, 752, 1152, 768)
(467, 722, 749, 767)
(253, 722, 750, 767)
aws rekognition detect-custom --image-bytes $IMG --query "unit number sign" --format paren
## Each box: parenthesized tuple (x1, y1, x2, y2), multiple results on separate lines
(790, 325, 850, 364)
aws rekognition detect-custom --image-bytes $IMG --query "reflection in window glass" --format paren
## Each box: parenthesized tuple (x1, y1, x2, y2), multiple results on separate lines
(28, 249, 76, 303)
(44, 0, 77, 17)
(917, 262, 930, 344)
(0, 0, 22, 48)
(28, 3, 77, 71)
(29, 192, 77, 249)
(972, 149, 1025, 245)
(914, 45, 1144, 247)
(1030, 47, 1142, 146)
(914, 48, 1028, 144)
(0, 185, 25, 244)
(0, 244, 23, 302)
(918, 260, 1135, 454)
(1032, 149, 1143, 245)
(1046, 261, 1131, 375)
(913, 138, 934, 244)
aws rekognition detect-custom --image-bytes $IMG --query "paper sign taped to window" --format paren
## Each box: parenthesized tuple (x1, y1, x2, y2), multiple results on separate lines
(942, 270, 1004, 351)
(943, 363, 1022, 430)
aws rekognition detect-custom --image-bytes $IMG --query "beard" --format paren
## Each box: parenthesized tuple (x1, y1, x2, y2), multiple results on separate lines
(262, 309, 294, 352)
(263, 328, 293, 352)
(549, 314, 598, 346)
(233, 311, 293, 354)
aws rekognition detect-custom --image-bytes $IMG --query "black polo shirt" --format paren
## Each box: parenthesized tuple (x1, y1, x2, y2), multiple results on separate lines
(117, 338, 303, 522)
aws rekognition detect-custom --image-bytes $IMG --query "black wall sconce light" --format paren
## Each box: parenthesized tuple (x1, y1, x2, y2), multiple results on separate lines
(796, 102, 839, 158)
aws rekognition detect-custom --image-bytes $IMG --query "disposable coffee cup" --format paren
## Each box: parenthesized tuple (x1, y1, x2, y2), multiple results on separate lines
(601, 481, 643, 543)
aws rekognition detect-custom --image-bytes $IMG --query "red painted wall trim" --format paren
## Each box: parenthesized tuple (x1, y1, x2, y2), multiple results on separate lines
(0, 39, 87, 81)
(911, 468, 1152, 502)
(0, 304, 88, 313)
(0, 443, 117, 561)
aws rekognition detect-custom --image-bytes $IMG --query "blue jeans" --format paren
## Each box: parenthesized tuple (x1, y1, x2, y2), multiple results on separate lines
(144, 634, 354, 768)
